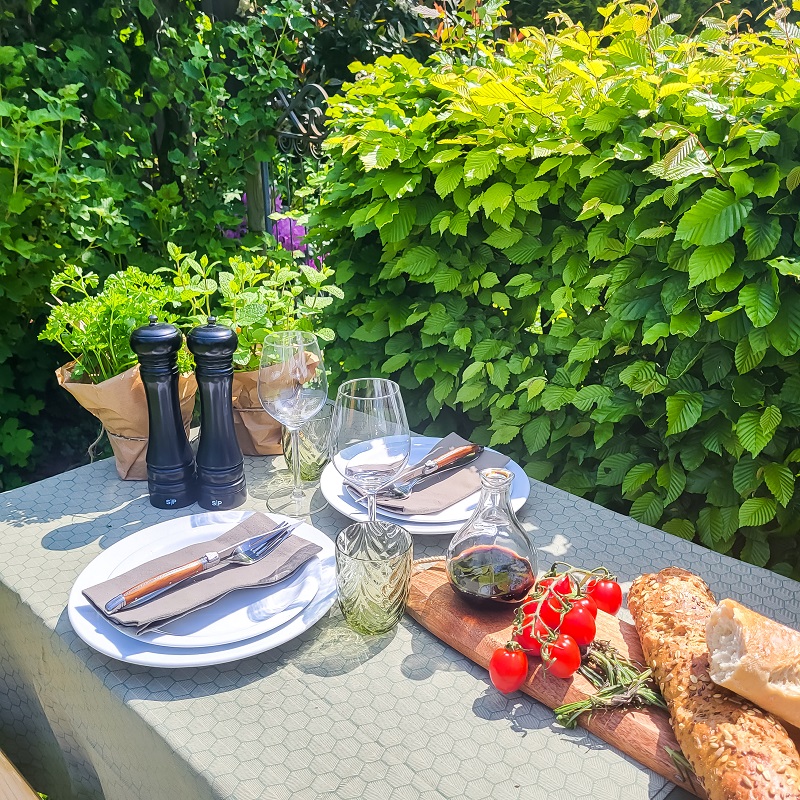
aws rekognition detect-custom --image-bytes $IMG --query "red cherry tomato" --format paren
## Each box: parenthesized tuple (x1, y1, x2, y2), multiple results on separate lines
(570, 595, 598, 618)
(489, 646, 529, 694)
(586, 578, 623, 615)
(543, 634, 581, 679)
(537, 574, 572, 595)
(513, 615, 550, 657)
(521, 595, 563, 629)
(559, 605, 597, 647)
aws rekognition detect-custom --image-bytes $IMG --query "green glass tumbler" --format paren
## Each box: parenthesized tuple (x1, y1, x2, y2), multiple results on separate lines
(282, 401, 333, 483)
(335, 521, 413, 635)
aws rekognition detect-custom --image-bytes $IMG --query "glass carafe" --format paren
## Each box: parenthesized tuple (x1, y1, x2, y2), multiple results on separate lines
(446, 467, 537, 607)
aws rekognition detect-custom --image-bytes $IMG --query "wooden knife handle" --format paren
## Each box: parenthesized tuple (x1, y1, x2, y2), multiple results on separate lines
(433, 444, 483, 469)
(120, 559, 206, 608)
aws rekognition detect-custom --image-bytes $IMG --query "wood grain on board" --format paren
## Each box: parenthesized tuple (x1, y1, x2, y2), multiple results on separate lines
(405, 562, 707, 799)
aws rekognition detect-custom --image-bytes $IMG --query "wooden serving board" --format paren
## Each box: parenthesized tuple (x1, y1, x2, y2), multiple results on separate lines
(406, 562, 707, 799)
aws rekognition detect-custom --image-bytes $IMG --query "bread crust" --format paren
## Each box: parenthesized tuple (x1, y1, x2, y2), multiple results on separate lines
(707, 598, 800, 730)
(628, 567, 800, 800)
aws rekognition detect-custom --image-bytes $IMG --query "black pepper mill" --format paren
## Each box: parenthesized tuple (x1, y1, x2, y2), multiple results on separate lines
(130, 316, 196, 509)
(186, 317, 247, 510)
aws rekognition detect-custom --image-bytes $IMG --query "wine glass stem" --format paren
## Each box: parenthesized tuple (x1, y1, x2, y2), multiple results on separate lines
(367, 492, 377, 522)
(290, 428, 303, 500)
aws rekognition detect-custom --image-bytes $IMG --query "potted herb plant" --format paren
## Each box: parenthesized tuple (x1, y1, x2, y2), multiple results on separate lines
(166, 241, 339, 456)
(39, 265, 197, 480)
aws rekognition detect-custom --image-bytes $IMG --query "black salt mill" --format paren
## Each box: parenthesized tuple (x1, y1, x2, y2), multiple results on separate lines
(187, 317, 247, 510)
(130, 316, 196, 509)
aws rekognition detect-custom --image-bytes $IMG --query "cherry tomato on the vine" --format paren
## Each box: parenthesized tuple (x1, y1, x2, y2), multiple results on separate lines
(489, 646, 529, 694)
(542, 634, 581, 679)
(538, 574, 572, 596)
(586, 578, 623, 615)
(559, 605, 596, 647)
(513, 615, 550, 657)
(569, 594, 597, 618)
(522, 595, 563, 629)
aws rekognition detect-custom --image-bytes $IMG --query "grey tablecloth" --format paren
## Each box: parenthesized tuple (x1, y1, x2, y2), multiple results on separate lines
(0, 453, 797, 800)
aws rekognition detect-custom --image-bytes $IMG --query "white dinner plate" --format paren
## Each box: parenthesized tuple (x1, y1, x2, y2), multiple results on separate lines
(68, 511, 336, 667)
(320, 436, 530, 535)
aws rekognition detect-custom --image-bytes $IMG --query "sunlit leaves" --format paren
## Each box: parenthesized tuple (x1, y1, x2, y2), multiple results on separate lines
(666, 392, 703, 436)
(687, 243, 734, 287)
(676, 189, 752, 246)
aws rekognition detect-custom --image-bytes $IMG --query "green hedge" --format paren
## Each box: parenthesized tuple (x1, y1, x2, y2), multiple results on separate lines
(310, 2, 800, 578)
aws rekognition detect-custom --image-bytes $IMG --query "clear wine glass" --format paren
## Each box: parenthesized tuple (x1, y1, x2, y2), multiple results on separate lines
(330, 378, 412, 522)
(258, 330, 328, 516)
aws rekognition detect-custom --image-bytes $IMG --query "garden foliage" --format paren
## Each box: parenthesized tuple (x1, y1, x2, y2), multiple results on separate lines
(310, 1, 800, 577)
(0, 0, 309, 487)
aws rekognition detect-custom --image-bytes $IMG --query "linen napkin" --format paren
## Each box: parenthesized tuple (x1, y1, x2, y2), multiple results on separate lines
(375, 432, 509, 516)
(83, 512, 321, 634)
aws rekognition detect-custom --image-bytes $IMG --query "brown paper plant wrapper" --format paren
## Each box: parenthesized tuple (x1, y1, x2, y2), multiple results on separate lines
(56, 362, 197, 481)
(231, 353, 320, 457)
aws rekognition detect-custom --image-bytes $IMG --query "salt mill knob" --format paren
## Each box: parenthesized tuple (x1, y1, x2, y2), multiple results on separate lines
(130, 316, 196, 509)
(186, 317, 247, 510)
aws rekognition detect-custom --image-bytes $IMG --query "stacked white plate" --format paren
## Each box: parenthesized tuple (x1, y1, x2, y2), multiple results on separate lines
(319, 436, 530, 535)
(68, 511, 336, 668)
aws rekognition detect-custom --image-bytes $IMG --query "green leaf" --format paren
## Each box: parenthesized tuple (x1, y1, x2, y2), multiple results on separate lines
(768, 293, 800, 356)
(630, 492, 664, 526)
(453, 328, 472, 349)
(740, 536, 770, 567)
(570, 385, 611, 412)
(687, 242, 734, 288)
(763, 463, 795, 506)
(522, 416, 550, 453)
(456, 381, 485, 403)
(738, 280, 779, 328)
(381, 353, 410, 373)
(733, 458, 762, 496)
(138, 0, 156, 17)
(787, 166, 800, 192)
(541, 385, 577, 410)
(738, 497, 777, 527)
(434, 164, 463, 198)
(490, 425, 520, 446)
(658, 462, 687, 505)
(662, 519, 696, 540)
(736, 407, 781, 457)
(515, 182, 549, 210)
(622, 464, 655, 495)
(743, 215, 781, 260)
(484, 227, 522, 249)
(569, 338, 601, 362)
(463, 149, 499, 186)
(481, 182, 513, 215)
(734, 338, 766, 374)
(675, 189, 752, 246)
(666, 391, 703, 436)
(597, 452, 638, 486)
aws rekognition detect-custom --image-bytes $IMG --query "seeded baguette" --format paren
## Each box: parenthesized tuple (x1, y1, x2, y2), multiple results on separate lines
(628, 567, 800, 800)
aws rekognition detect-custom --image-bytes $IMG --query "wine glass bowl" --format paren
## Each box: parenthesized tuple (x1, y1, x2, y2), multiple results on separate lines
(330, 378, 411, 521)
(257, 330, 328, 516)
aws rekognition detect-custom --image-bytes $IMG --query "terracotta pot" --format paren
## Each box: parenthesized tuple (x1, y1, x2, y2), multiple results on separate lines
(230, 370, 283, 456)
(56, 362, 197, 480)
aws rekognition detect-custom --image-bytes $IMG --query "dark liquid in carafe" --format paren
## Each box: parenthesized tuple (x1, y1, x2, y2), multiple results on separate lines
(448, 544, 536, 607)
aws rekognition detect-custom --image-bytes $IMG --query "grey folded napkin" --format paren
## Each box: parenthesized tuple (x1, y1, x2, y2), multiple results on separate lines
(375, 432, 509, 516)
(83, 511, 322, 634)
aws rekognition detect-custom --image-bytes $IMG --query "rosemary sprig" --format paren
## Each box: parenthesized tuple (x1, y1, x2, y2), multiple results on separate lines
(553, 641, 666, 728)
